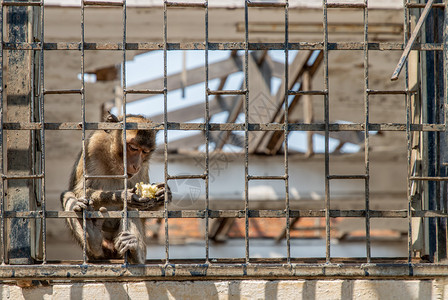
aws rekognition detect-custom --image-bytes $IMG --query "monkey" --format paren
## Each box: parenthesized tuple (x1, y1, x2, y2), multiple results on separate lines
(61, 114, 170, 264)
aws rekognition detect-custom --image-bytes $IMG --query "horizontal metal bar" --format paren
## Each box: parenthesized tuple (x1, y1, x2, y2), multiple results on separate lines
(207, 89, 247, 95)
(1, 174, 44, 180)
(165, 1, 206, 8)
(2, 1, 42, 6)
(85, 175, 128, 179)
(288, 90, 328, 95)
(125, 89, 165, 95)
(410, 176, 448, 181)
(6, 209, 448, 219)
(167, 174, 207, 180)
(83, 0, 124, 6)
(2, 42, 444, 51)
(327, 175, 368, 180)
(1, 122, 445, 132)
(4, 261, 448, 279)
(326, 3, 367, 9)
(366, 89, 416, 95)
(247, 1, 287, 8)
(406, 3, 445, 8)
(1, 209, 412, 219)
(247, 175, 287, 180)
(43, 89, 82, 95)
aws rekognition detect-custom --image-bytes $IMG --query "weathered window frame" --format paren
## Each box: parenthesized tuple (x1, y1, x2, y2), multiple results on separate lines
(0, 0, 448, 280)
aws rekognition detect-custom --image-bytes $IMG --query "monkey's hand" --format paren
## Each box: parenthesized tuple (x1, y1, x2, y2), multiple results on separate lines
(121, 188, 161, 210)
(154, 182, 172, 205)
(114, 231, 138, 256)
(72, 197, 93, 212)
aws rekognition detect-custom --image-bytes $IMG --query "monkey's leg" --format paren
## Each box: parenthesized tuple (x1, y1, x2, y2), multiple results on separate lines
(114, 219, 146, 264)
(61, 191, 105, 259)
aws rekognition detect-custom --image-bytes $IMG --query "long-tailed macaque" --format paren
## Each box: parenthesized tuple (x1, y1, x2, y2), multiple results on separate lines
(61, 114, 170, 264)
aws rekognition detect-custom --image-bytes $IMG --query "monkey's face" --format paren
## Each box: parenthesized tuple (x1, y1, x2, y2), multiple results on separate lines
(126, 141, 153, 177)
(105, 114, 157, 177)
(125, 131, 156, 178)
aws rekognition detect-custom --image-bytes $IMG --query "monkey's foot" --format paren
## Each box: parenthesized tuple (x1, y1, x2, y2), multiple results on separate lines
(114, 231, 138, 256)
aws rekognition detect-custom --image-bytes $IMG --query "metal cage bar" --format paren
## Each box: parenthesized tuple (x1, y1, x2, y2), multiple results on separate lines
(163, 0, 169, 264)
(323, 0, 331, 264)
(404, 0, 412, 264)
(121, 0, 129, 264)
(283, 0, 291, 264)
(39, 0, 46, 264)
(80, 0, 88, 265)
(363, 0, 371, 263)
(1, 41, 445, 51)
(0, 0, 3, 266)
(204, 0, 210, 263)
(244, 0, 250, 264)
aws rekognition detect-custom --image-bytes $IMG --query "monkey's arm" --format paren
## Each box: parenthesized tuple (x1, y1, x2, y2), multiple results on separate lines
(85, 188, 164, 210)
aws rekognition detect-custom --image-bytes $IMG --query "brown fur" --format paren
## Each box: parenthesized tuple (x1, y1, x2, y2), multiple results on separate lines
(61, 114, 168, 264)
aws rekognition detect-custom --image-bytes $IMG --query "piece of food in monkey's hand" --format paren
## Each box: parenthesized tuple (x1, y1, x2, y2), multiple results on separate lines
(135, 182, 159, 199)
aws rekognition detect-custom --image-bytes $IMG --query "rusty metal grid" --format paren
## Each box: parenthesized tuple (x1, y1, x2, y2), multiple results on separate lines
(0, 0, 447, 279)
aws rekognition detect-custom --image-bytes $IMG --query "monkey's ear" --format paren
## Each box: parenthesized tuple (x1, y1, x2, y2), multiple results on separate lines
(106, 112, 119, 123)
(104, 112, 119, 133)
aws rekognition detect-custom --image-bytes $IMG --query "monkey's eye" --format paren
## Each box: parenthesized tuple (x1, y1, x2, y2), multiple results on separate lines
(128, 144, 139, 152)
(142, 149, 152, 154)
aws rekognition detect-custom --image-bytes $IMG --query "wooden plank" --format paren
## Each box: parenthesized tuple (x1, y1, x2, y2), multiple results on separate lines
(126, 55, 243, 103)
(259, 51, 324, 154)
(150, 96, 234, 123)
(254, 50, 314, 153)
(247, 51, 274, 153)
(168, 132, 244, 150)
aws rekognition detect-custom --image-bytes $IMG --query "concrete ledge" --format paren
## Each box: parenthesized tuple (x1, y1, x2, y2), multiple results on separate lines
(0, 279, 442, 299)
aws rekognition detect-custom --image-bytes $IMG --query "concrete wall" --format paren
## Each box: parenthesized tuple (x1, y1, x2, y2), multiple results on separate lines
(1, 279, 446, 299)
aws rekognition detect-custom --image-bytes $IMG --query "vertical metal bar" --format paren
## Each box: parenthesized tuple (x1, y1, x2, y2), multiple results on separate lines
(363, 0, 371, 263)
(323, 0, 331, 264)
(443, 0, 448, 261)
(121, 0, 129, 264)
(163, 0, 169, 264)
(0, 0, 4, 265)
(244, 0, 250, 264)
(80, 0, 88, 265)
(405, 0, 412, 264)
(284, 0, 291, 264)
(5, 0, 34, 265)
(204, 0, 210, 263)
(39, 0, 46, 264)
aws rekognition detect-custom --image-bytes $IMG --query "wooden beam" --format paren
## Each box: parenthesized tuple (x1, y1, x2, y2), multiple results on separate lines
(126, 55, 243, 103)
(215, 51, 269, 150)
(303, 71, 314, 157)
(247, 51, 274, 153)
(168, 132, 244, 150)
(150, 96, 234, 123)
(259, 51, 324, 155)
(254, 50, 316, 153)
